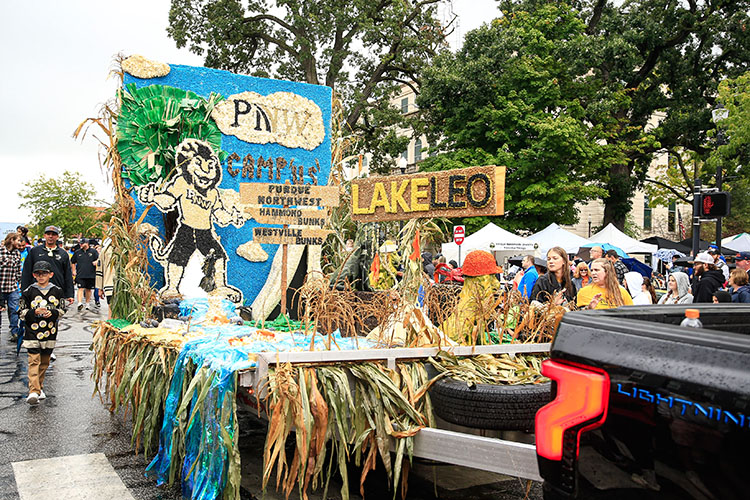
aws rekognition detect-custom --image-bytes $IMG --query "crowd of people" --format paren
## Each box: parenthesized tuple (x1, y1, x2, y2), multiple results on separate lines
(509, 244, 750, 308)
(0, 224, 110, 405)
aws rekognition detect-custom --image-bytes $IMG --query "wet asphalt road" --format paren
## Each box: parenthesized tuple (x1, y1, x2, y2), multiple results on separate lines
(0, 305, 542, 500)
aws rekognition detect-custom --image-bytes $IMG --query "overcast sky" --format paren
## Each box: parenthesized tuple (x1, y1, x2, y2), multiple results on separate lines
(0, 0, 499, 223)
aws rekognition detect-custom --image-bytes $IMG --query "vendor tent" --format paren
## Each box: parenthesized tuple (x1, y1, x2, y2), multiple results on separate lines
(640, 236, 691, 254)
(590, 223, 658, 254)
(724, 233, 750, 253)
(678, 238, 735, 256)
(441, 222, 535, 265)
(527, 223, 592, 254)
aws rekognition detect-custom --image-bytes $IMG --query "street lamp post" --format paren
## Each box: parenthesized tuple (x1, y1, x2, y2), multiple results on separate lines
(712, 105, 729, 256)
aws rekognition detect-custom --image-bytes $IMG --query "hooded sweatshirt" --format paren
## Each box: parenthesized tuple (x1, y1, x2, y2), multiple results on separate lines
(624, 272, 651, 305)
(658, 272, 693, 304)
(732, 284, 750, 304)
(421, 252, 435, 278)
(692, 269, 725, 303)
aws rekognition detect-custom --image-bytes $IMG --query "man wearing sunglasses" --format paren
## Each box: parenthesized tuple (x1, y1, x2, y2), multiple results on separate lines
(20, 226, 74, 306)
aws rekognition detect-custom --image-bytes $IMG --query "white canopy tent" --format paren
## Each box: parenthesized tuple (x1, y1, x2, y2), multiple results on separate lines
(589, 223, 658, 254)
(441, 222, 536, 266)
(527, 223, 592, 255)
(724, 233, 750, 253)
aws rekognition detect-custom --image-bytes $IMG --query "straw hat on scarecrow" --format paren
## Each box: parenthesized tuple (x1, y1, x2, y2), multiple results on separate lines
(440, 250, 502, 343)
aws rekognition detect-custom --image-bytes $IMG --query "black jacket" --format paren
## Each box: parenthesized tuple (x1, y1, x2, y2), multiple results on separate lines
(692, 269, 724, 303)
(21, 246, 74, 299)
(530, 272, 576, 304)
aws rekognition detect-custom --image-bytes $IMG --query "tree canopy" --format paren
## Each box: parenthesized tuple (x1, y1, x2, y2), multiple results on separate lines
(646, 71, 750, 234)
(19, 170, 106, 239)
(167, 0, 452, 170)
(419, 0, 750, 230)
(417, 4, 605, 232)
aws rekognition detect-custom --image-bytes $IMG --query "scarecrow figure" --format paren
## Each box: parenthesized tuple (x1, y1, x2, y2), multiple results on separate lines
(368, 240, 402, 290)
(440, 250, 502, 343)
(137, 138, 245, 303)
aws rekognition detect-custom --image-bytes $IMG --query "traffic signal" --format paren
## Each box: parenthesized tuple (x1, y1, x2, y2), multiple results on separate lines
(700, 192, 731, 217)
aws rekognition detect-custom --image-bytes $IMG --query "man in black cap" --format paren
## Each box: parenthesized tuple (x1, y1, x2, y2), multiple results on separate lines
(21, 226, 74, 306)
(71, 238, 99, 311)
(735, 252, 750, 273)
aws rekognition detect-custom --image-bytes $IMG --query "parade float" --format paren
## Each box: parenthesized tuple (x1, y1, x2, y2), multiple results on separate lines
(79, 55, 562, 500)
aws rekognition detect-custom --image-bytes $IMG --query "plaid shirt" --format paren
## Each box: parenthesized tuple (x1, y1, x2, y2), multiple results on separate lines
(614, 259, 628, 286)
(0, 246, 21, 293)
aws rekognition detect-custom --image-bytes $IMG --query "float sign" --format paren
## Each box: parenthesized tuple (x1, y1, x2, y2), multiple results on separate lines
(454, 225, 465, 245)
(350, 165, 505, 222)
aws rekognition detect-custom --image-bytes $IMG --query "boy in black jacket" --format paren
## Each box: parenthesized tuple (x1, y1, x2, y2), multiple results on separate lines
(19, 261, 66, 405)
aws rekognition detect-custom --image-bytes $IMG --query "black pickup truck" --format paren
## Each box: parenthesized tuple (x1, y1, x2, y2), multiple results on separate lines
(535, 305, 750, 500)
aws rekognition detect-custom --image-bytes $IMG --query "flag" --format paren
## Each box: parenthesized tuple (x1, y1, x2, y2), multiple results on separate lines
(409, 229, 421, 261)
(678, 209, 686, 240)
(370, 252, 381, 282)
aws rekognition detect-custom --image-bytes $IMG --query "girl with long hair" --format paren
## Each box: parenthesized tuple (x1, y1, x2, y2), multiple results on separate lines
(577, 258, 633, 309)
(658, 272, 693, 304)
(531, 246, 576, 305)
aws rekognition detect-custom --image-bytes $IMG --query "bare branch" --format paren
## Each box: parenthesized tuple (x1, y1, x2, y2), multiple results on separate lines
(587, 0, 607, 34)
(244, 29, 300, 59)
(644, 177, 692, 204)
(243, 14, 301, 38)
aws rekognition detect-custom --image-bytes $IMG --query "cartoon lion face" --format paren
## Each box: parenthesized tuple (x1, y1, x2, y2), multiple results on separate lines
(175, 138, 222, 194)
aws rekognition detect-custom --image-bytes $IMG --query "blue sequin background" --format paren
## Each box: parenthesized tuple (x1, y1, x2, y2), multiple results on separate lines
(122, 64, 332, 305)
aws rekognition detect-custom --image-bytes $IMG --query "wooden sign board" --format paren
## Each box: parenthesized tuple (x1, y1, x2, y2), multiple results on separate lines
(244, 207, 330, 227)
(351, 165, 505, 222)
(253, 227, 333, 246)
(240, 182, 340, 208)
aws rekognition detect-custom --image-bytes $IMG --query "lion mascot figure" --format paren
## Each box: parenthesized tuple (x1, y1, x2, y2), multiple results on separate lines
(137, 138, 245, 303)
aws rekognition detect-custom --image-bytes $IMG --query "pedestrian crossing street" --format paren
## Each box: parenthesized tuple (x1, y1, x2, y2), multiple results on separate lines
(12, 453, 134, 499)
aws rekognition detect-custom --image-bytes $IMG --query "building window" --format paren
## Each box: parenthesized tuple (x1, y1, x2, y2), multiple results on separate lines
(400, 97, 408, 114)
(401, 149, 408, 161)
(414, 139, 422, 162)
(668, 201, 676, 232)
(644, 196, 652, 231)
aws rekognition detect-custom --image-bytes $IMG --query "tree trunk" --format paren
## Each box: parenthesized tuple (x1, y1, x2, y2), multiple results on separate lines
(602, 162, 632, 231)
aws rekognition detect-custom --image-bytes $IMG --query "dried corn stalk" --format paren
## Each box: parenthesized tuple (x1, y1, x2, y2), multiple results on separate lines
(263, 361, 437, 500)
(91, 322, 179, 458)
(428, 351, 548, 386)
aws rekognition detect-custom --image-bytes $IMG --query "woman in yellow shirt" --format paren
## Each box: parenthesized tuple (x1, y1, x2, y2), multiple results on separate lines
(576, 258, 633, 309)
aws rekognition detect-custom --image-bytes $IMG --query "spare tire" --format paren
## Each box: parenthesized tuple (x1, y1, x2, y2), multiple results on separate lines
(429, 378, 552, 431)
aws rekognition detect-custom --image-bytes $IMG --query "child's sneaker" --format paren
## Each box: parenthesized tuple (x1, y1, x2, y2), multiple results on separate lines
(50, 353, 56, 361)
(26, 393, 39, 405)
(77, 303, 84, 312)
(38, 391, 46, 400)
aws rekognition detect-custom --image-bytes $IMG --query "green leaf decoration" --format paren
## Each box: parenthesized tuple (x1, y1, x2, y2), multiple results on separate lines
(117, 83, 227, 185)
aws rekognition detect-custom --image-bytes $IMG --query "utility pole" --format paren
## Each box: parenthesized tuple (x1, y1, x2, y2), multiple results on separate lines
(712, 105, 729, 256)
(716, 164, 723, 255)
(692, 180, 701, 258)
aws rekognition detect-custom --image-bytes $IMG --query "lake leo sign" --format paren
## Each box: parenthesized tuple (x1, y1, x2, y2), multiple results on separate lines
(350, 165, 505, 222)
(454, 225, 465, 245)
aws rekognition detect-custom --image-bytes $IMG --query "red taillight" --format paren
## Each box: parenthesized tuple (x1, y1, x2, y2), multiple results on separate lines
(535, 360, 610, 461)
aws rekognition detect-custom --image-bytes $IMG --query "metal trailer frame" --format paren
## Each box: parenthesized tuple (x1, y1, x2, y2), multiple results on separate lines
(238, 343, 549, 481)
